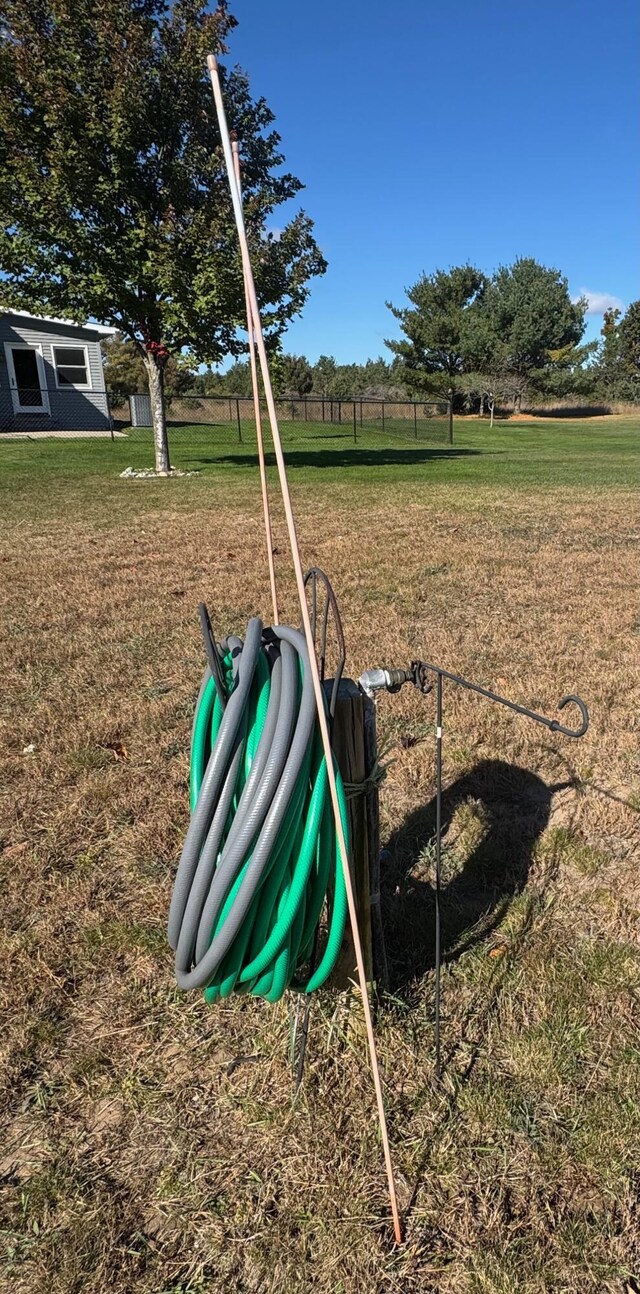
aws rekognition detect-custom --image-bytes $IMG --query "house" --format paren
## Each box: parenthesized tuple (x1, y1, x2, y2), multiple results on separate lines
(0, 310, 116, 432)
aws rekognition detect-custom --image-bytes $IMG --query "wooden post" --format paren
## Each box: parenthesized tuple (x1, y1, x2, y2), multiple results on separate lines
(448, 387, 454, 444)
(208, 53, 402, 1244)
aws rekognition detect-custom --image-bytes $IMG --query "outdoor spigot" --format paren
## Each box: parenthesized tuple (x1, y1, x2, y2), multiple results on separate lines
(358, 666, 414, 698)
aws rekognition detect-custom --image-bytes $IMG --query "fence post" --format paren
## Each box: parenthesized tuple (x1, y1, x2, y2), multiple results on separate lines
(322, 398, 325, 423)
(413, 401, 418, 439)
(106, 392, 115, 442)
(447, 388, 453, 444)
(381, 399, 385, 434)
(353, 400, 357, 444)
(235, 397, 242, 443)
(360, 398, 363, 427)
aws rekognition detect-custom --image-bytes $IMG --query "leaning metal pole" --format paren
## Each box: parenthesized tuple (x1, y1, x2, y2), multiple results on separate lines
(230, 138, 279, 626)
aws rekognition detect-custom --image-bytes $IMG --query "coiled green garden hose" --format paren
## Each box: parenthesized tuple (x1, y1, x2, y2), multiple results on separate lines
(168, 618, 349, 1002)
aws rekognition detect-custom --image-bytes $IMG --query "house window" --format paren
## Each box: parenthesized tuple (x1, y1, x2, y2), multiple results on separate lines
(52, 346, 91, 388)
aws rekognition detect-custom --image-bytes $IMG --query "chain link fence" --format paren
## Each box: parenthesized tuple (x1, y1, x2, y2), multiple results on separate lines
(123, 392, 453, 461)
(0, 390, 453, 461)
(0, 387, 116, 436)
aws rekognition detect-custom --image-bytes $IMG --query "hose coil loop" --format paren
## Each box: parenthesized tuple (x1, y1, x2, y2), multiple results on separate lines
(168, 619, 349, 1002)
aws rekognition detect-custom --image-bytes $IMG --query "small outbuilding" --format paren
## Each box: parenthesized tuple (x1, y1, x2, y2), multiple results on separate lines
(0, 310, 116, 433)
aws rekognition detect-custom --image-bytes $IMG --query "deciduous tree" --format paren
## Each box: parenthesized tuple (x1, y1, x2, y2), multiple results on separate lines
(0, 0, 325, 470)
(102, 335, 195, 402)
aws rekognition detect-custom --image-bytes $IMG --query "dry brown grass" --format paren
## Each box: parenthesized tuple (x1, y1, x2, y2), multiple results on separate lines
(0, 470, 639, 1293)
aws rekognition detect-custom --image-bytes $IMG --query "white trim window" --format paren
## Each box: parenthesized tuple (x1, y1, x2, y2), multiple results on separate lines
(52, 345, 92, 389)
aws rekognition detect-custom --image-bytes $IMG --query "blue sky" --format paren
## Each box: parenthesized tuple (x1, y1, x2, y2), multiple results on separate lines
(227, 0, 639, 364)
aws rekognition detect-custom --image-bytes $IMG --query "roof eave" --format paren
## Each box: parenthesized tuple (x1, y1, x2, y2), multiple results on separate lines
(0, 308, 118, 337)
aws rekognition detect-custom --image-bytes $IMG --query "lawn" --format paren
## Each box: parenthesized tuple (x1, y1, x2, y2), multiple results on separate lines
(0, 416, 639, 1292)
(0, 415, 636, 503)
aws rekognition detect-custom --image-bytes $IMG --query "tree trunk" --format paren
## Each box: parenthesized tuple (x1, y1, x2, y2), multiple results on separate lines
(143, 353, 171, 473)
(479, 392, 485, 417)
(489, 396, 495, 428)
(513, 389, 522, 415)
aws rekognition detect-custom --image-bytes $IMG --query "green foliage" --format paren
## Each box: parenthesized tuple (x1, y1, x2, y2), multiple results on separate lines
(385, 260, 591, 411)
(271, 353, 313, 398)
(590, 305, 640, 403)
(0, 0, 326, 466)
(307, 354, 401, 399)
(0, 0, 325, 357)
(528, 341, 599, 400)
(480, 259, 586, 410)
(191, 361, 254, 396)
(102, 336, 195, 401)
(599, 306, 625, 401)
(187, 352, 402, 400)
(359, 356, 401, 397)
(386, 265, 487, 395)
(618, 300, 640, 390)
(312, 355, 339, 396)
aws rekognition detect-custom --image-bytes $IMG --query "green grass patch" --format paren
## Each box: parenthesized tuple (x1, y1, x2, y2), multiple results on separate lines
(0, 417, 637, 522)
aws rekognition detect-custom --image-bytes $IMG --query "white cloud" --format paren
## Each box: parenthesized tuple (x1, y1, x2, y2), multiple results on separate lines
(572, 289, 625, 315)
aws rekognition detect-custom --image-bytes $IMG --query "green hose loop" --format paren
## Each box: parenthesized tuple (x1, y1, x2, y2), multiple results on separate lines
(188, 645, 349, 1003)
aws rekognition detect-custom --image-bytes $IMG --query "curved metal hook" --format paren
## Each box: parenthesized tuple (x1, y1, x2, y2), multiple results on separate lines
(398, 659, 591, 743)
(550, 694, 590, 739)
(303, 566, 346, 720)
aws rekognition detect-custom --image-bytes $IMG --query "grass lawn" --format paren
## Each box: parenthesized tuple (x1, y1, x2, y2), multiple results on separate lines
(0, 414, 637, 501)
(0, 416, 639, 1292)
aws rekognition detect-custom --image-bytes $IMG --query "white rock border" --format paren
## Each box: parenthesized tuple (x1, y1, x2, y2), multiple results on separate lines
(119, 466, 199, 479)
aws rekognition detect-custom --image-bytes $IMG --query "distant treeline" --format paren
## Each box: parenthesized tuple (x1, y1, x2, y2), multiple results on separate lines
(103, 259, 639, 413)
(191, 354, 405, 401)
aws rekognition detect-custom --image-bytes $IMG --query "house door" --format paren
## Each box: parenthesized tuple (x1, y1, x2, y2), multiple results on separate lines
(4, 344, 50, 415)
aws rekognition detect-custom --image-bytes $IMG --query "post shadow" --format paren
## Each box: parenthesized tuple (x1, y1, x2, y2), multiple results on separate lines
(380, 759, 571, 996)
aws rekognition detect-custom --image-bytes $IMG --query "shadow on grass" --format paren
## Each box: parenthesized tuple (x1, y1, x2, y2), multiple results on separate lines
(381, 759, 572, 995)
(183, 446, 481, 470)
(529, 405, 612, 418)
(164, 419, 239, 430)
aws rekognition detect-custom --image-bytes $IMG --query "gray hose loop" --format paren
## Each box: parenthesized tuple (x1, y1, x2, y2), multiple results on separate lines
(167, 616, 263, 954)
(168, 622, 319, 993)
(192, 641, 296, 965)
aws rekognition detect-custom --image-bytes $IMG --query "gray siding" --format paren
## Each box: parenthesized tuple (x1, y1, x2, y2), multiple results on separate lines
(0, 314, 111, 431)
